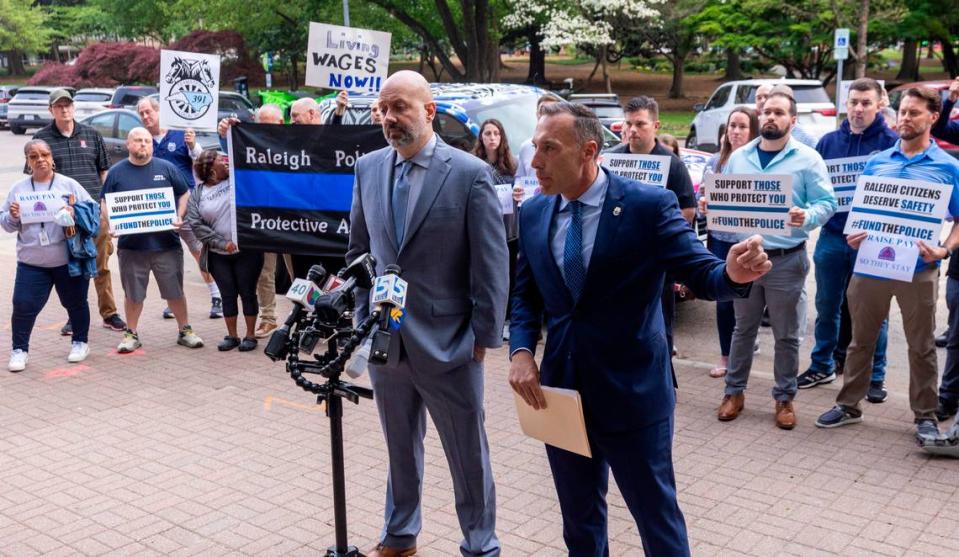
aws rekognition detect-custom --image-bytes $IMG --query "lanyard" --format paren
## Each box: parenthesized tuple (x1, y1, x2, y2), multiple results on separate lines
(29, 172, 55, 233)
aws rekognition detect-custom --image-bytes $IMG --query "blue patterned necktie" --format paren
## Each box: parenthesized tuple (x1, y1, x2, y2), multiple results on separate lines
(564, 200, 586, 300)
(392, 160, 413, 245)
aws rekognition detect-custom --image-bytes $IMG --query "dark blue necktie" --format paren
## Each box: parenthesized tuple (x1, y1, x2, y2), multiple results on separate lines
(564, 200, 586, 300)
(392, 160, 412, 245)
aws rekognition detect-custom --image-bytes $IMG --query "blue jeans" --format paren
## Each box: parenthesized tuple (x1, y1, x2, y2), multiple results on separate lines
(811, 229, 886, 382)
(708, 235, 736, 356)
(940, 277, 959, 407)
(12, 262, 90, 351)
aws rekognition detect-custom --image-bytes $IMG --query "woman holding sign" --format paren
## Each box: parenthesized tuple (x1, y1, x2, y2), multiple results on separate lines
(186, 149, 263, 352)
(0, 139, 95, 371)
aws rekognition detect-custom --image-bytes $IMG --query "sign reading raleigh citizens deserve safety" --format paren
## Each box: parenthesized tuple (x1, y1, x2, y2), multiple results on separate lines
(826, 155, 870, 213)
(228, 123, 387, 256)
(843, 175, 952, 242)
(306, 22, 391, 93)
(159, 49, 221, 131)
(104, 187, 177, 236)
(15, 191, 65, 224)
(704, 174, 794, 234)
(600, 154, 670, 188)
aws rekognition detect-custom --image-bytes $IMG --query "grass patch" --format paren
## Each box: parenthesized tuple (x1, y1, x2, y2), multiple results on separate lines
(546, 56, 594, 66)
(659, 111, 695, 138)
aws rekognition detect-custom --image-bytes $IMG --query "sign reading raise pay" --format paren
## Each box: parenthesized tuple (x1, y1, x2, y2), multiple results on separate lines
(15, 191, 66, 224)
(704, 174, 794, 235)
(306, 22, 391, 93)
(600, 154, 671, 188)
(105, 187, 178, 236)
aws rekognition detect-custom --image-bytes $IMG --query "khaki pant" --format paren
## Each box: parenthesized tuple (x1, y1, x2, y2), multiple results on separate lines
(838, 268, 939, 420)
(93, 224, 117, 320)
(256, 253, 294, 324)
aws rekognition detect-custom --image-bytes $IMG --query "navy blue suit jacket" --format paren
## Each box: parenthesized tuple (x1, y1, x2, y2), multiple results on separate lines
(510, 170, 747, 433)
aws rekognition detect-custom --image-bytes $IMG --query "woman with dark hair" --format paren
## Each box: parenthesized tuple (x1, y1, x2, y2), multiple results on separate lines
(185, 149, 263, 352)
(699, 107, 759, 378)
(1, 139, 97, 371)
(473, 119, 519, 340)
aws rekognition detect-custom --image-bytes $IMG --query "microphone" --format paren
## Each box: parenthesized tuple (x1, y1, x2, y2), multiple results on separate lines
(264, 264, 327, 361)
(339, 253, 376, 289)
(368, 264, 408, 366)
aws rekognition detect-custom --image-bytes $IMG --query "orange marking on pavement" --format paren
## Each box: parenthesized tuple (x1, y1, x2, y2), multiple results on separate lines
(105, 348, 147, 357)
(263, 395, 325, 414)
(44, 364, 90, 380)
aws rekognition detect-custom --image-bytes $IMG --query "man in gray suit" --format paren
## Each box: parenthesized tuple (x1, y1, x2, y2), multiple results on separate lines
(348, 70, 509, 557)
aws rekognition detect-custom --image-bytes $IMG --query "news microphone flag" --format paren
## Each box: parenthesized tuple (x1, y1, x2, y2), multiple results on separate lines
(371, 274, 408, 309)
(285, 278, 322, 311)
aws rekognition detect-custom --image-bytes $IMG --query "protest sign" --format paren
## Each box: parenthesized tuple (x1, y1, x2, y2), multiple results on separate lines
(306, 22, 391, 93)
(159, 49, 221, 131)
(494, 184, 514, 215)
(600, 153, 670, 188)
(104, 187, 177, 236)
(825, 155, 870, 213)
(704, 174, 794, 235)
(516, 176, 540, 203)
(228, 123, 387, 256)
(843, 175, 952, 243)
(15, 191, 65, 224)
(853, 236, 918, 282)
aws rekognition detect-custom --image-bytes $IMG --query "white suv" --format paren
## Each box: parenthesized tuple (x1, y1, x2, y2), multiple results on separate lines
(7, 86, 75, 135)
(687, 79, 836, 152)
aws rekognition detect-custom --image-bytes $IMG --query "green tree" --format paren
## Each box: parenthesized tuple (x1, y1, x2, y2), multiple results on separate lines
(0, 0, 52, 75)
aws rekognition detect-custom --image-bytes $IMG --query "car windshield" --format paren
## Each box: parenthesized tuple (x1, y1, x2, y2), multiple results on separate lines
(75, 92, 112, 102)
(591, 105, 625, 119)
(220, 97, 253, 112)
(469, 96, 539, 154)
(740, 84, 831, 104)
(13, 91, 51, 101)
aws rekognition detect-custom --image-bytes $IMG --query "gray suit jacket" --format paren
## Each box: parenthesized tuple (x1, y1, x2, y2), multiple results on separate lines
(348, 136, 509, 374)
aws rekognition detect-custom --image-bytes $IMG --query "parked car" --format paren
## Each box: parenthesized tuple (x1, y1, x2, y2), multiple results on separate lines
(687, 79, 836, 152)
(148, 90, 256, 123)
(7, 86, 76, 134)
(888, 80, 958, 154)
(568, 93, 626, 135)
(79, 108, 220, 166)
(73, 88, 115, 119)
(108, 85, 158, 109)
(0, 85, 21, 128)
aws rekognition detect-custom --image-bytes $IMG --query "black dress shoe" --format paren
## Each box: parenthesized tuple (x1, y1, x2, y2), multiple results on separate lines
(936, 332, 949, 348)
(866, 381, 888, 403)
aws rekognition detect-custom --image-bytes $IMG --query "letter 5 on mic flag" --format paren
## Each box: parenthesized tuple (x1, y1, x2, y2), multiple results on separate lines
(306, 22, 391, 93)
(159, 49, 220, 131)
(704, 174, 793, 235)
(372, 275, 408, 308)
(228, 123, 387, 256)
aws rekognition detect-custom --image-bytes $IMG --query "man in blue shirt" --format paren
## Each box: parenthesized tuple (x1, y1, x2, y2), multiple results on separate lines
(817, 88, 959, 442)
(798, 78, 898, 401)
(705, 92, 837, 430)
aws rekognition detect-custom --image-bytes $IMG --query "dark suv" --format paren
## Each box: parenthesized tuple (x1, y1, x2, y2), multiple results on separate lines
(0, 85, 21, 128)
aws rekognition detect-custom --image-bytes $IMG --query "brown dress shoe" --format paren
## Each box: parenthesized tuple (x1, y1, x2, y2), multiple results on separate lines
(718, 393, 745, 421)
(368, 543, 417, 557)
(775, 400, 796, 430)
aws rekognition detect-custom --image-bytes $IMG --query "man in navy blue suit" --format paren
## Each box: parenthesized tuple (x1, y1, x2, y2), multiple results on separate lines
(508, 102, 772, 556)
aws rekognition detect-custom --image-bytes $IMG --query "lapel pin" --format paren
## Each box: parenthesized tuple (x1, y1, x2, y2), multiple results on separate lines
(613, 206, 622, 217)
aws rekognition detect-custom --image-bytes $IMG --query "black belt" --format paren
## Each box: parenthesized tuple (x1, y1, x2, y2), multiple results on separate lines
(766, 242, 806, 258)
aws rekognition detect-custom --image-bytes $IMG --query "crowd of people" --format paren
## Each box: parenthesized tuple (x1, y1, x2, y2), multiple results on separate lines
(3, 71, 959, 556)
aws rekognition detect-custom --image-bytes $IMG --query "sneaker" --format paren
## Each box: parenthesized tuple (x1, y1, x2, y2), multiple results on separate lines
(209, 297, 223, 319)
(162, 307, 174, 319)
(936, 332, 949, 348)
(67, 341, 89, 363)
(102, 314, 127, 332)
(8, 349, 28, 372)
(217, 336, 241, 351)
(936, 400, 958, 422)
(177, 325, 204, 348)
(117, 329, 142, 354)
(815, 405, 863, 428)
(238, 337, 258, 352)
(60, 320, 72, 336)
(916, 419, 940, 443)
(866, 381, 888, 403)
(797, 369, 837, 389)
(255, 321, 278, 339)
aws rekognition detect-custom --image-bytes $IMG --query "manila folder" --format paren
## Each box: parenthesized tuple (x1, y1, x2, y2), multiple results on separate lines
(513, 386, 592, 458)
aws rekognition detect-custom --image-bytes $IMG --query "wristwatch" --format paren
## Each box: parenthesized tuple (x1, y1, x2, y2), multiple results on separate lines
(943, 245, 954, 259)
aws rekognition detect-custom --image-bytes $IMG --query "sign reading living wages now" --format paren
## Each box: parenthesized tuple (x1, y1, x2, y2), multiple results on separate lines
(600, 154, 670, 188)
(159, 49, 221, 131)
(704, 174, 794, 234)
(104, 187, 177, 236)
(825, 155, 870, 213)
(15, 191, 65, 224)
(306, 22, 391, 93)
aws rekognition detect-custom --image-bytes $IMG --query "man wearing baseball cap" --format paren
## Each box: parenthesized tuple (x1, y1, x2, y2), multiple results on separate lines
(31, 88, 127, 334)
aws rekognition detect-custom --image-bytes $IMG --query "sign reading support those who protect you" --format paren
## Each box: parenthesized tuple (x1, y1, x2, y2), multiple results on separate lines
(159, 49, 221, 131)
(105, 187, 177, 236)
(306, 22, 391, 94)
(600, 154, 671, 188)
(704, 174, 794, 234)
(825, 155, 870, 213)
(15, 191, 65, 224)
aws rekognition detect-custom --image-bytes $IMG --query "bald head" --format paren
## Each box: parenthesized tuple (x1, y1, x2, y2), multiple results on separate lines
(755, 83, 774, 112)
(127, 127, 153, 165)
(256, 104, 284, 124)
(290, 97, 322, 125)
(377, 71, 436, 157)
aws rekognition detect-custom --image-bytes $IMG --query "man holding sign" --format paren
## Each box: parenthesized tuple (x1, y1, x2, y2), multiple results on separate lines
(100, 128, 204, 353)
(817, 88, 959, 442)
(703, 92, 836, 429)
(799, 78, 898, 399)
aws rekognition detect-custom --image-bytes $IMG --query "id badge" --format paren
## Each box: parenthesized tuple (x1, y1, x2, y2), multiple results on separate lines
(38, 228, 50, 246)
